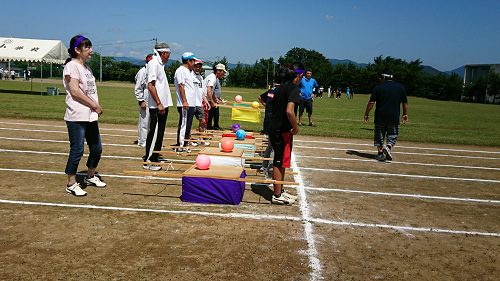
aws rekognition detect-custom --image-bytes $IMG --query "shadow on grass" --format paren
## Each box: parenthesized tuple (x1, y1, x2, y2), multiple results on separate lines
(0, 89, 66, 96)
(249, 183, 273, 202)
(123, 182, 182, 199)
(346, 150, 375, 160)
(360, 127, 374, 131)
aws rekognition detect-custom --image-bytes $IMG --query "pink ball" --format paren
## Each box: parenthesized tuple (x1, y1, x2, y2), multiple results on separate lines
(221, 138, 234, 152)
(195, 154, 211, 170)
(235, 95, 242, 103)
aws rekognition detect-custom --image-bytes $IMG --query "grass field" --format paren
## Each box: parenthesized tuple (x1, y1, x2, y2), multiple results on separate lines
(0, 78, 499, 146)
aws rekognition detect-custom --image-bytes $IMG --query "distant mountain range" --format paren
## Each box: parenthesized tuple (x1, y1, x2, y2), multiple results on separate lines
(113, 56, 465, 78)
(327, 59, 464, 77)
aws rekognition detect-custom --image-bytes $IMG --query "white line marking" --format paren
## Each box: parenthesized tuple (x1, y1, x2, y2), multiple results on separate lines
(1, 153, 498, 203)
(0, 127, 136, 138)
(292, 152, 323, 280)
(295, 139, 500, 154)
(0, 149, 195, 163)
(299, 167, 500, 183)
(294, 146, 500, 160)
(3, 121, 499, 154)
(303, 186, 500, 204)
(0, 199, 498, 238)
(295, 155, 500, 171)
(3, 133, 498, 161)
(0, 122, 177, 135)
(0, 199, 302, 221)
(309, 217, 500, 237)
(0, 168, 182, 181)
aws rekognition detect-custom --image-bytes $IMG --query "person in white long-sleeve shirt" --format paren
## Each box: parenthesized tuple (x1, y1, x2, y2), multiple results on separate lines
(134, 53, 153, 147)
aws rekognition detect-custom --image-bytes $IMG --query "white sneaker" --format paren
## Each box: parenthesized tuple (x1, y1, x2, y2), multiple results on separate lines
(84, 175, 106, 187)
(138, 142, 146, 147)
(281, 190, 298, 201)
(188, 141, 199, 147)
(66, 183, 87, 196)
(271, 194, 295, 205)
(204, 141, 211, 146)
(143, 164, 162, 171)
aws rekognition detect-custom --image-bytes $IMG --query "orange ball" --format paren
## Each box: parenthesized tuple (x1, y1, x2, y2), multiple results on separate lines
(221, 138, 234, 152)
(235, 95, 242, 103)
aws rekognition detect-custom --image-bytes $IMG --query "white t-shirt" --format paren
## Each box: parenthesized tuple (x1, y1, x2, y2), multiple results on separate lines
(174, 65, 196, 107)
(63, 60, 99, 122)
(202, 73, 217, 99)
(147, 55, 173, 109)
(192, 71, 203, 107)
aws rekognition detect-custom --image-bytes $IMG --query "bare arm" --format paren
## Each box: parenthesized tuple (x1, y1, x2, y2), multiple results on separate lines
(402, 102, 408, 124)
(66, 76, 102, 116)
(178, 83, 189, 110)
(364, 101, 375, 123)
(286, 102, 300, 135)
(148, 80, 165, 115)
(206, 86, 215, 105)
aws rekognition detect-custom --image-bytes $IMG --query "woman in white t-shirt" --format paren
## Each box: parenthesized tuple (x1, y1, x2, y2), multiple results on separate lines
(62, 35, 106, 196)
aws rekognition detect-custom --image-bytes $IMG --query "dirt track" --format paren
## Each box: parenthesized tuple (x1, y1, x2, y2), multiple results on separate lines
(0, 118, 499, 280)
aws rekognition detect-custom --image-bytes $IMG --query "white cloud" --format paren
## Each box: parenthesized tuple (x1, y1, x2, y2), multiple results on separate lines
(326, 15, 334, 21)
(353, 6, 358, 10)
(193, 44, 203, 49)
(169, 42, 185, 52)
(111, 40, 126, 48)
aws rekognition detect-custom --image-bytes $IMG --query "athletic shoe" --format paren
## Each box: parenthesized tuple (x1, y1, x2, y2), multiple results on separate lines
(84, 175, 106, 187)
(271, 194, 295, 205)
(298, 122, 302, 126)
(204, 141, 211, 146)
(175, 148, 192, 153)
(188, 141, 199, 147)
(66, 183, 87, 196)
(281, 190, 298, 200)
(143, 164, 162, 171)
(309, 122, 316, 127)
(383, 146, 393, 161)
(375, 154, 385, 161)
(138, 142, 146, 147)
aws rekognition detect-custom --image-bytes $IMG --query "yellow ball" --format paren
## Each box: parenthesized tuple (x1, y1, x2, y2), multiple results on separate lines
(251, 101, 259, 109)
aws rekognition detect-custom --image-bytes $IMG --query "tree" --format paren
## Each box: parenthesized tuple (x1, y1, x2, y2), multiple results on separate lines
(279, 47, 332, 87)
(166, 60, 181, 84)
(214, 56, 229, 85)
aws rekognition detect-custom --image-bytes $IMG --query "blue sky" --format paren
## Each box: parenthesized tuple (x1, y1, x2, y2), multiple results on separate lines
(2, 0, 499, 71)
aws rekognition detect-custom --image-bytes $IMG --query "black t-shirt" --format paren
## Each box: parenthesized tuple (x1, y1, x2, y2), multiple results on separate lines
(370, 81, 407, 125)
(268, 81, 301, 133)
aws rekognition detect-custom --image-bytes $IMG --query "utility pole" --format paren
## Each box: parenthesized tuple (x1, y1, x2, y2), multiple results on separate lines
(99, 46, 102, 82)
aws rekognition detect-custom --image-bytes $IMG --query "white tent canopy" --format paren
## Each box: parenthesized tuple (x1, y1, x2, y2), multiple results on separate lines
(0, 37, 68, 64)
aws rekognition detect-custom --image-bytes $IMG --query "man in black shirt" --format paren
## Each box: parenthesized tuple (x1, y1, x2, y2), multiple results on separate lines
(364, 69, 408, 161)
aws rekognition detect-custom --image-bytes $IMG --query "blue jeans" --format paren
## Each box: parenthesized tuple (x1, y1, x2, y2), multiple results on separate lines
(65, 121, 102, 175)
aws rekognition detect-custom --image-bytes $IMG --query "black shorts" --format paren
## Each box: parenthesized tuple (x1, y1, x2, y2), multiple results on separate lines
(269, 131, 293, 168)
(299, 98, 313, 114)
